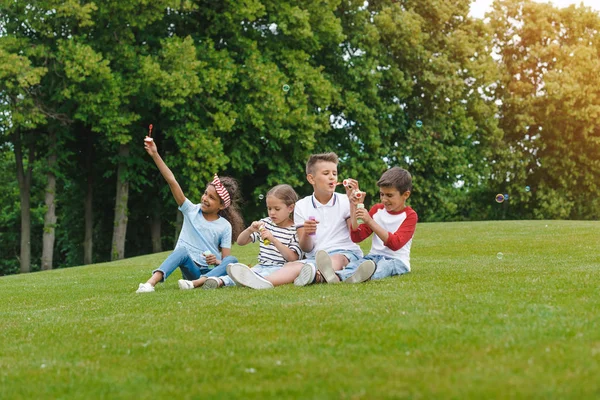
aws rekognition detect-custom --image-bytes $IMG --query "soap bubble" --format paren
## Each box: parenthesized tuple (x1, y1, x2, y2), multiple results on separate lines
(282, 84, 290, 92)
(525, 186, 531, 192)
(258, 194, 264, 200)
(416, 120, 423, 128)
(504, 194, 509, 200)
(497, 252, 503, 260)
(495, 194, 504, 203)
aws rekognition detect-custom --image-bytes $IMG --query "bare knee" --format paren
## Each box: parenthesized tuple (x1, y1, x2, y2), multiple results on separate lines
(330, 254, 349, 270)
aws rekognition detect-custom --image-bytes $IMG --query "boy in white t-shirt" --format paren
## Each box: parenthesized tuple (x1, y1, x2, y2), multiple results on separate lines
(302, 167, 417, 284)
(227, 153, 364, 289)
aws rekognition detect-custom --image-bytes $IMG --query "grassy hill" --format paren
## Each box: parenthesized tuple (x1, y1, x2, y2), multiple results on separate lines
(1, 220, 599, 399)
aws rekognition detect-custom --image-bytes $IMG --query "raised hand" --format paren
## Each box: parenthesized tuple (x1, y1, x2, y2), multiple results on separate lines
(144, 136, 157, 156)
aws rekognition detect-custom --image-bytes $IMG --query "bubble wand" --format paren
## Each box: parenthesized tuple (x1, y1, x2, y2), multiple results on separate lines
(145, 124, 154, 142)
(259, 224, 271, 246)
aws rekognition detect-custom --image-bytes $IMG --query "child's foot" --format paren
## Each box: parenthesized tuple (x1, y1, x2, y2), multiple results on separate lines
(202, 277, 222, 290)
(294, 263, 316, 286)
(178, 279, 195, 290)
(228, 263, 273, 289)
(316, 250, 340, 283)
(136, 283, 155, 293)
(345, 260, 376, 284)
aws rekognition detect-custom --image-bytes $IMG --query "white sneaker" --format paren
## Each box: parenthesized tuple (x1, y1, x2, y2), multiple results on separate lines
(136, 283, 155, 293)
(345, 260, 376, 284)
(202, 277, 222, 290)
(316, 250, 340, 283)
(227, 263, 273, 289)
(294, 263, 316, 286)
(178, 279, 195, 290)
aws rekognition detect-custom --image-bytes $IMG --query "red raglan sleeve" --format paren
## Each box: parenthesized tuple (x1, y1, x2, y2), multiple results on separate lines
(384, 208, 418, 251)
(350, 204, 382, 243)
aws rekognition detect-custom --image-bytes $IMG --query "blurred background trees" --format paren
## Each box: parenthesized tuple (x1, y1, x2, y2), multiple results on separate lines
(1, 0, 598, 275)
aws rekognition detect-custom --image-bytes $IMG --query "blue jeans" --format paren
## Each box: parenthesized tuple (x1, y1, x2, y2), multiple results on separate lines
(220, 263, 283, 287)
(153, 247, 238, 282)
(337, 254, 409, 281)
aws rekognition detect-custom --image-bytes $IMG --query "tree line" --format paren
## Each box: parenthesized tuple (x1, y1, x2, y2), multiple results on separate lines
(1, 0, 598, 275)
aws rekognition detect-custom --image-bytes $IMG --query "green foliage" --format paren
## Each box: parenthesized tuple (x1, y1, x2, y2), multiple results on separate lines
(490, 0, 600, 220)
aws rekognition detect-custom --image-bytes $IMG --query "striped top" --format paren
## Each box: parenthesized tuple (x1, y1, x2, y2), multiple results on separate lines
(250, 218, 302, 265)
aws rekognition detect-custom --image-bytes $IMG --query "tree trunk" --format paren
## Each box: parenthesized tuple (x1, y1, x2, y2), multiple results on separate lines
(111, 143, 129, 260)
(14, 129, 34, 273)
(41, 131, 57, 271)
(83, 131, 93, 265)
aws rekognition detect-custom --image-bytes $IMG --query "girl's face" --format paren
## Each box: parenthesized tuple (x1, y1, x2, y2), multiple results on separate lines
(266, 195, 294, 226)
(201, 185, 224, 214)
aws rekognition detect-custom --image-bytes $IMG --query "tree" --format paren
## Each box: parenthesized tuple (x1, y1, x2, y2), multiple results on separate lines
(490, 0, 600, 219)
(0, 34, 47, 272)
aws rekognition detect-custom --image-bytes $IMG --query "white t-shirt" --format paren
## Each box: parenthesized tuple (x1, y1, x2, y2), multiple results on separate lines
(294, 193, 362, 259)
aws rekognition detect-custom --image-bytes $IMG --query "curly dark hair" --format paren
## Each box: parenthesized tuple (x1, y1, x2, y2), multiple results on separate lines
(209, 176, 244, 243)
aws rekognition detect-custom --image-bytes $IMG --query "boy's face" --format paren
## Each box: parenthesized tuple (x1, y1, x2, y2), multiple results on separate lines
(307, 161, 338, 196)
(379, 186, 410, 213)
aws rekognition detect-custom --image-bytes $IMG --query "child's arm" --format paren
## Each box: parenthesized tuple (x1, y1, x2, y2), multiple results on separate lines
(297, 226, 315, 253)
(144, 138, 185, 206)
(236, 221, 261, 246)
(359, 207, 418, 250)
(205, 247, 231, 265)
(294, 208, 316, 253)
(344, 179, 362, 230)
(382, 211, 418, 250)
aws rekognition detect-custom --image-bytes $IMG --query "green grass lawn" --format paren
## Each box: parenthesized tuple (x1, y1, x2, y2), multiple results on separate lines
(1, 220, 599, 399)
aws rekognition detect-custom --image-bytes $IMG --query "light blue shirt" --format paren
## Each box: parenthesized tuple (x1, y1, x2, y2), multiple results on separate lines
(175, 199, 232, 266)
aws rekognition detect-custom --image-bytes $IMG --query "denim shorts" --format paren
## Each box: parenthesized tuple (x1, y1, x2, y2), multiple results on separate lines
(300, 248, 362, 265)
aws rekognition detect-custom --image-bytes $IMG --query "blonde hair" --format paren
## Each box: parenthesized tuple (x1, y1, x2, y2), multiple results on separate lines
(266, 184, 298, 206)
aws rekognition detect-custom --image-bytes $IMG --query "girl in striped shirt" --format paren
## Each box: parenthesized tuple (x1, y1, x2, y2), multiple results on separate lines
(205, 184, 302, 288)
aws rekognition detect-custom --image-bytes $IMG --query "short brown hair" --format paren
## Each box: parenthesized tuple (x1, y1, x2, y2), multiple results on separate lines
(377, 167, 412, 193)
(306, 152, 339, 175)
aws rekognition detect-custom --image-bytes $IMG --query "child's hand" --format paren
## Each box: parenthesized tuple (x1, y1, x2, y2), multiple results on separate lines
(205, 253, 217, 265)
(303, 217, 319, 235)
(344, 178, 360, 195)
(356, 206, 371, 224)
(144, 136, 158, 156)
(250, 221, 262, 232)
(349, 191, 363, 205)
(260, 226, 274, 242)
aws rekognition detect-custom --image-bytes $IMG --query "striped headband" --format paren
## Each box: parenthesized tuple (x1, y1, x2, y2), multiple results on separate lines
(211, 174, 231, 208)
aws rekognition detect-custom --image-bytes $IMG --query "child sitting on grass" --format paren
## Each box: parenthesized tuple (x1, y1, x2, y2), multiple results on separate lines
(196, 184, 302, 288)
(308, 167, 417, 284)
(136, 135, 243, 293)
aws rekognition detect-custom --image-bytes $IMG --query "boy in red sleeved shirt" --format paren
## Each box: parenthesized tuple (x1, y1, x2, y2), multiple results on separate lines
(311, 167, 417, 284)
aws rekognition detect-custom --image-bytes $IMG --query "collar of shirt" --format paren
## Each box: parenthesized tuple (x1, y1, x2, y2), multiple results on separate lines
(311, 193, 338, 208)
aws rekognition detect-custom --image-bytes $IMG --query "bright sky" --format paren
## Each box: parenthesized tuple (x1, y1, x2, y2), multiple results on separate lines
(470, 0, 600, 19)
